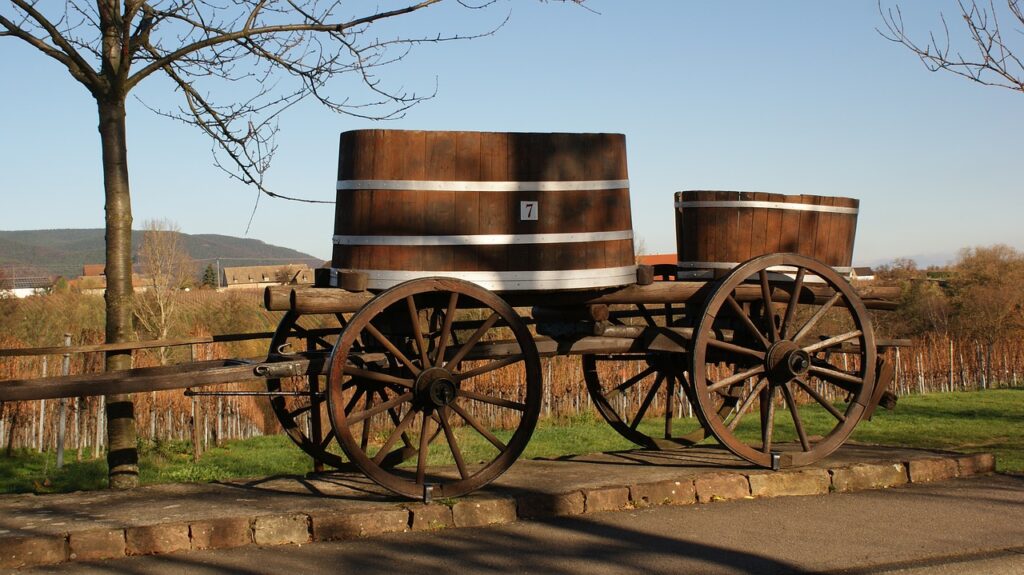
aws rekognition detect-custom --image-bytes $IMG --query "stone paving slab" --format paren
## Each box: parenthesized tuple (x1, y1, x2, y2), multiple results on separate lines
(0, 443, 996, 569)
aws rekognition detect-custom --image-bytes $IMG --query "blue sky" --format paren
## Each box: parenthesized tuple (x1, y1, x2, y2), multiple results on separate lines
(1, 1, 1021, 266)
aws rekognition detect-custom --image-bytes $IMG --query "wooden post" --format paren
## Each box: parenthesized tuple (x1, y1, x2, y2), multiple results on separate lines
(190, 344, 201, 462)
(57, 333, 70, 469)
(94, 396, 104, 458)
(38, 356, 46, 452)
(307, 335, 324, 473)
(75, 396, 81, 462)
(216, 397, 223, 447)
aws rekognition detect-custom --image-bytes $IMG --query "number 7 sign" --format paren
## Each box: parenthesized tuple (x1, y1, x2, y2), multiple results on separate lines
(520, 201, 538, 221)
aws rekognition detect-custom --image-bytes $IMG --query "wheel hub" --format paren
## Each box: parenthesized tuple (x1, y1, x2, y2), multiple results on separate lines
(766, 340, 811, 382)
(415, 367, 459, 408)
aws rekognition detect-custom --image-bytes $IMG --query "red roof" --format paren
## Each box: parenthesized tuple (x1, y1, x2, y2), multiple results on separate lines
(637, 254, 677, 266)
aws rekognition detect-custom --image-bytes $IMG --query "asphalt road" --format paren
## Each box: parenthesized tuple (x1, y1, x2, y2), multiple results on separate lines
(17, 474, 1024, 575)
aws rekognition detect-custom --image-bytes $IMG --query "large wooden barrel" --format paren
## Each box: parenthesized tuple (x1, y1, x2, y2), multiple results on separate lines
(332, 130, 636, 291)
(674, 191, 858, 278)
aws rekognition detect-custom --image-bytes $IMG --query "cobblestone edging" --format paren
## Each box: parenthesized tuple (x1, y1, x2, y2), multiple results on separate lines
(0, 452, 996, 569)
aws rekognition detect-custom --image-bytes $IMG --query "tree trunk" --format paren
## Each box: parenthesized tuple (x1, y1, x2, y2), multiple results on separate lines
(98, 97, 139, 489)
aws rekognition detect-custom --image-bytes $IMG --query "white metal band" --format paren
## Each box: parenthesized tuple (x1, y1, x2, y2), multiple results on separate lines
(675, 200, 858, 214)
(334, 265, 638, 292)
(336, 179, 629, 192)
(676, 261, 852, 273)
(333, 230, 633, 246)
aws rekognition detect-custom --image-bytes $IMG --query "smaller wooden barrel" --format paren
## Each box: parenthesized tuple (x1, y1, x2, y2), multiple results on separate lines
(674, 191, 858, 278)
(332, 130, 636, 291)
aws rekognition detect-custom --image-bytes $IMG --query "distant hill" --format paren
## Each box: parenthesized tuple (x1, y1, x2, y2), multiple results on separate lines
(0, 229, 323, 279)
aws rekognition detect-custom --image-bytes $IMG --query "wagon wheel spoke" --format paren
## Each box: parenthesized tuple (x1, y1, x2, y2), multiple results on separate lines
(707, 365, 765, 394)
(706, 337, 765, 361)
(319, 428, 336, 451)
(438, 407, 469, 480)
(791, 291, 843, 344)
(450, 401, 507, 452)
(761, 386, 776, 454)
(759, 270, 779, 342)
(359, 391, 374, 451)
(636, 303, 658, 328)
(726, 377, 769, 432)
(457, 355, 524, 380)
(347, 391, 415, 425)
(416, 413, 433, 486)
(432, 292, 459, 367)
(726, 295, 771, 349)
(664, 374, 676, 439)
(377, 388, 416, 450)
(780, 381, 810, 451)
(372, 408, 418, 466)
(809, 359, 864, 393)
(406, 296, 431, 368)
(802, 330, 863, 354)
(629, 373, 664, 431)
(793, 377, 846, 422)
(459, 389, 527, 412)
(446, 312, 500, 367)
(606, 365, 657, 399)
(364, 323, 421, 376)
(288, 403, 315, 419)
(343, 365, 414, 389)
(779, 267, 806, 340)
(343, 386, 366, 415)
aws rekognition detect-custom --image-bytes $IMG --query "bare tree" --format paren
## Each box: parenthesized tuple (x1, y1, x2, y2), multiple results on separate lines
(135, 219, 193, 365)
(1, 0, 579, 489)
(880, 1, 1024, 93)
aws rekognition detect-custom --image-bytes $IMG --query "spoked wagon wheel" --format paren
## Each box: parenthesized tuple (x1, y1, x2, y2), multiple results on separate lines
(583, 352, 713, 449)
(691, 254, 876, 468)
(266, 311, 348, 469)
(327, 277, 542, 499)
(583, 300, 737, 449)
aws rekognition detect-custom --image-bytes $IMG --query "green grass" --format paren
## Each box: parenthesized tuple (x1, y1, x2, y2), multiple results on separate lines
(1, 388, 1020, 495)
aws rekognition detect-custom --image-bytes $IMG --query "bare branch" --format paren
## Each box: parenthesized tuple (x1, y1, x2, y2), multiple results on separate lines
(0, 1, 102, 91)
(879, 0, 1024, 92)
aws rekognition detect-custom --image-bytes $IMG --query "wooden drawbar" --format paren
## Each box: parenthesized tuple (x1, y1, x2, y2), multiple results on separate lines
(332, 130, 636, 291)
(674, 191, 858, 278)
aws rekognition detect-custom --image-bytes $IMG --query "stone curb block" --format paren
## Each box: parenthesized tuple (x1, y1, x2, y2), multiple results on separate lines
(517, 490, 585, 518)
(408, 504, 455, 531)
(0, 534, 68, 569)
(68, 528, 126, 562)
(452, 496, 517, 528)
(907, 457, 960, 484)
(253, 514, 311, 547)
(0, 453, 995, 568)
(694, 473, 751, 503)
(126, 523, 190, 556)
(312, 509, 409, 541)
(956, 453, 995, 476)
(629, 480, 696, 507)
(831, 462, 908, 493)
(584, 486, 631, 513)
(190, 517, 253, 550)
(749, 469, 831, 498)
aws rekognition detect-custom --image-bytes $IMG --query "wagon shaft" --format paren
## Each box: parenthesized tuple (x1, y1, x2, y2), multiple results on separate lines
(0, 354, 327, 402)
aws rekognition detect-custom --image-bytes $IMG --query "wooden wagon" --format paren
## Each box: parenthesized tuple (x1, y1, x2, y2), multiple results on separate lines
(0, 130, 903, 501)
